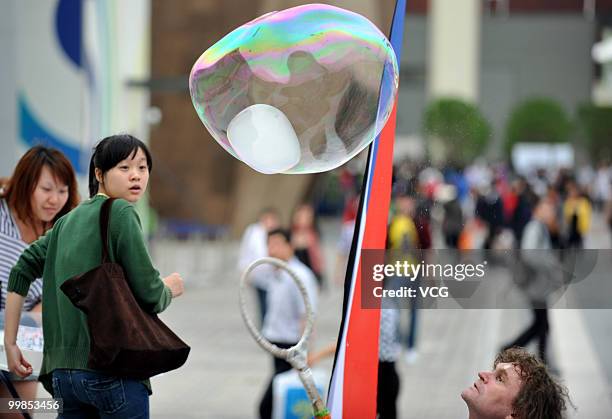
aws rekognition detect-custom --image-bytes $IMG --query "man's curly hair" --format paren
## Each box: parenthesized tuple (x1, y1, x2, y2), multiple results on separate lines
(495, 347, 571, 419)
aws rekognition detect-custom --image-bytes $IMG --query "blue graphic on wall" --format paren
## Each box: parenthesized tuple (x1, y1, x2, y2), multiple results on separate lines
(55, 0, 83, 68)
(19, 95, 84, 174)
(18, 0, 86, 174)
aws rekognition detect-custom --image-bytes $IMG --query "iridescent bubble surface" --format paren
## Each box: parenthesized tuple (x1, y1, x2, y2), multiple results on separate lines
(189, 3, 398, 174)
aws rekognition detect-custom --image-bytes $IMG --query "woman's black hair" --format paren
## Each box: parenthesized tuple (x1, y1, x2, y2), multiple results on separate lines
(88, 134, 153, 197)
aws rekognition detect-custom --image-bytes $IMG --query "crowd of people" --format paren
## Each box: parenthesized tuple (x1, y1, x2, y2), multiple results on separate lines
(390, 159, 612, 252)
(3, 138, 607, 418)
(366, 158, 610, 418)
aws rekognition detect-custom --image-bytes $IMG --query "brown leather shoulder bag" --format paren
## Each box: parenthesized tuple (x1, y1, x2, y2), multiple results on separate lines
(60, 198, 190, 379)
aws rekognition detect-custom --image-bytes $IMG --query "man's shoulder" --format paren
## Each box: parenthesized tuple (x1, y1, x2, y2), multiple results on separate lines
(286, 258, 318, 310)
(288, 258, 317, 284)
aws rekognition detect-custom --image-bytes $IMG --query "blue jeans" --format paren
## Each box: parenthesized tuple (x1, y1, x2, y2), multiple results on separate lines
(51, 369, 149, 419)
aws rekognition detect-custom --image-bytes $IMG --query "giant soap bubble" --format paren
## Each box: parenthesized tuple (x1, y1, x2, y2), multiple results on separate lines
(189, 3, 398, 174)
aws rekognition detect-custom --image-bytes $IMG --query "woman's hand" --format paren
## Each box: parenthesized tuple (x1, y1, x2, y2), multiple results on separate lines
(4, 343, 33, 378)
(4, 292, 30, 375)
(163, 273, 184, 298)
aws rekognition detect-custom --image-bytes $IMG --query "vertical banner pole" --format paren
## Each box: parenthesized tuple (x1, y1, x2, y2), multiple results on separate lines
(327, 1, 407, 417)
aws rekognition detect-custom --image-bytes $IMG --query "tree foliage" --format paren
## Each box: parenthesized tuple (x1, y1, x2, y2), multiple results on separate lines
(504, 97, 572, 155)
(423, 98, 491, 164)
(577, 103, 612, 162)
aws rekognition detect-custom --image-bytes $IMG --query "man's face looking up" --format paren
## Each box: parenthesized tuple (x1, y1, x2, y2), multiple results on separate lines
(461, 362, 523, 419)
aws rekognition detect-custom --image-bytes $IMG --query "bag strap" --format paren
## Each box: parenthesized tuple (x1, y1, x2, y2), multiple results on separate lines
(100, 198, 116, 263)
(0, 370, 33, 419)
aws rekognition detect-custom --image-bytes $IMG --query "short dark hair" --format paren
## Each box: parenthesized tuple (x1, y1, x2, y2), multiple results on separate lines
(268, 228, 292, 244)
(89, 134, 153, 197)
(495, 348, 571, 419)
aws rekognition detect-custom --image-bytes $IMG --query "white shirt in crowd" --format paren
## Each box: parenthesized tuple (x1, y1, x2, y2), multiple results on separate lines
(262, 257, 319, 344)
(594, 167, 611, 202)
(238, 222, 272, 290)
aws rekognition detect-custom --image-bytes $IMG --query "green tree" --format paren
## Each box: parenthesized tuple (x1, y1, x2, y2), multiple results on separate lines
(423, 98, 491, 164)
(577, 103, 612, 162)
(504, 97, 572, 155)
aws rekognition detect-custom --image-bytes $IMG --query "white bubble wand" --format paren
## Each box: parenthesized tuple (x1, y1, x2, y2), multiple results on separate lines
(239, 257, 331, 418)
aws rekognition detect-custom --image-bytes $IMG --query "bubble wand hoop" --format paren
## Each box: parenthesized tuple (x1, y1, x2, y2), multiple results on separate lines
(239, 257, 331, 419)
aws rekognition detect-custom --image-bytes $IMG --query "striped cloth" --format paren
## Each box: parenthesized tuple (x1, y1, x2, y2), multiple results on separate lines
(0, 199, 43, 311)
(379, 308, 400, 363)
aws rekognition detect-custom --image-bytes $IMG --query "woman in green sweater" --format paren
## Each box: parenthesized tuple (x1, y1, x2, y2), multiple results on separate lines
(4, 134, 185, 418)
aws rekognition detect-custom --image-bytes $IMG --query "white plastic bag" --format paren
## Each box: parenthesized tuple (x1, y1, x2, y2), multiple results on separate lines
(272, 369, 328, 419)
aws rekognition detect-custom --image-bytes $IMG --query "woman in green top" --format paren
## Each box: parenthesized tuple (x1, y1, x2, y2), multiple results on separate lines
(4, 134, 185, 418)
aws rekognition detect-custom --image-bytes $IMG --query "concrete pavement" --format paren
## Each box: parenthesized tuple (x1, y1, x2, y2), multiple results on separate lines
(31, 214, 612, 418)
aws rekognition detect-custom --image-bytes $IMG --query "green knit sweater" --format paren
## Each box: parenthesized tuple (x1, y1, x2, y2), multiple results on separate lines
(8, 195, 172, 394)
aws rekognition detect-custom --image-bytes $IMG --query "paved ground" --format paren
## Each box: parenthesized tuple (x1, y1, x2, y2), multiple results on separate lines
(30, 213, 612, 418)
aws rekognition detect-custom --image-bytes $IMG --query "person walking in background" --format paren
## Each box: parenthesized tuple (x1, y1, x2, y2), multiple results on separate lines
(411, 186, 432, 357)
(475, 182, 504, 250)
(377, 287, 401, 419)
(413, 185, 432, 252)
(387, 192, 421, 361)
(592, 162, 612, 246)
(0, 146, 79, 403)
(238, 207, 280, 325)
(258, 228, 319, 419)
(291, 203, 325, 288)
(507, 177, 536, 248)
(4, 135, 184, 418)
(607, 194, 612, 248)
(563, 180, 591, 249)
(501, 199, 560, 365)
(441, 185, 463, 249)
(388, 194, 418, 253)
(593, 162, 611, 212)
(544, 185, 564, 249)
